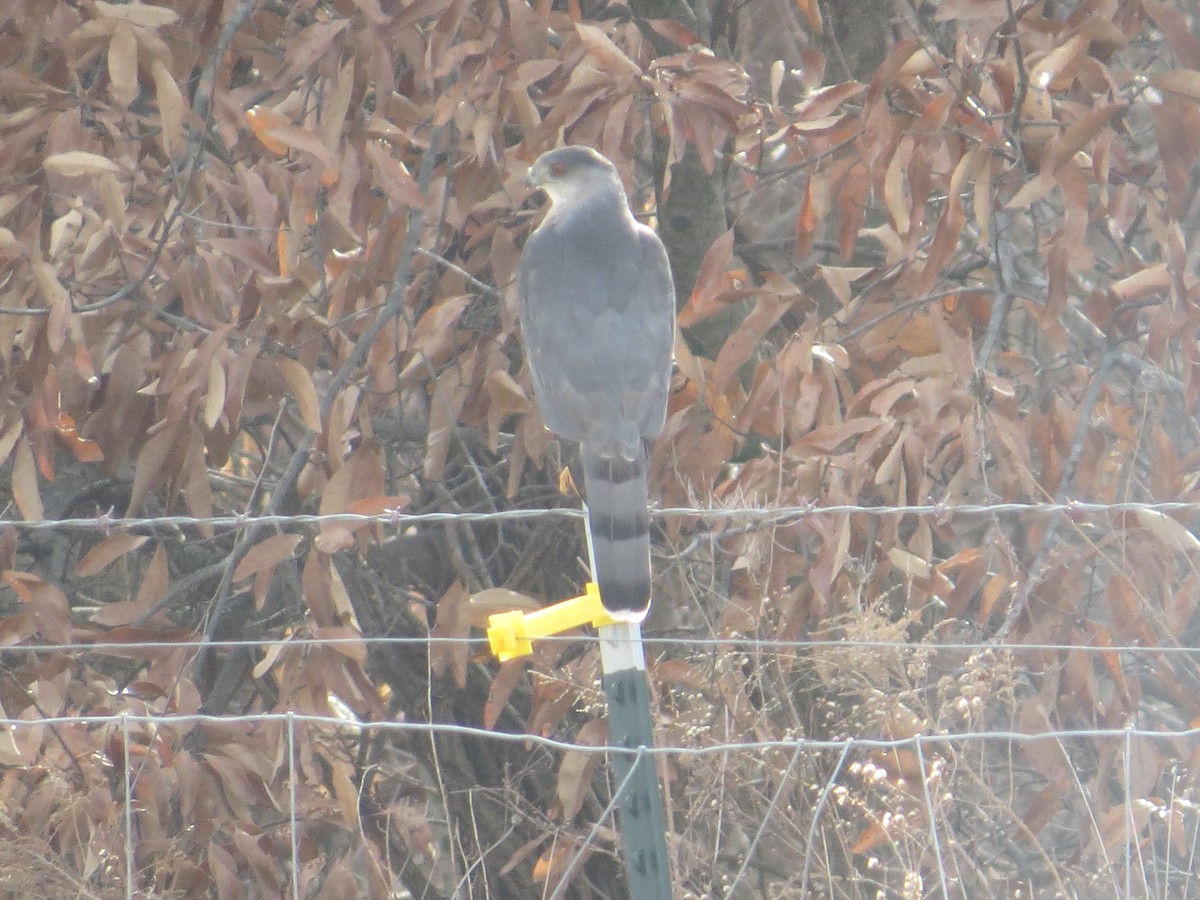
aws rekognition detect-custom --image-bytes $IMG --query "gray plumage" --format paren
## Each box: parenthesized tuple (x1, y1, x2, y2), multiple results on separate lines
(517, 146, 675, 620)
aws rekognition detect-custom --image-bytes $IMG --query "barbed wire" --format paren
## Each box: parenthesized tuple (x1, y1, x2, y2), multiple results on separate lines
(2, 497, 1200, 533)
(3, 710, 1196, 757)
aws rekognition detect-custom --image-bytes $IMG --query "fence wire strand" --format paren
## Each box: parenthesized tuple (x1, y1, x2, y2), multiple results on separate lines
(3, 712, 1198, 756)
(5, 634, 1196, 657)
(2, 497, 1200, 533)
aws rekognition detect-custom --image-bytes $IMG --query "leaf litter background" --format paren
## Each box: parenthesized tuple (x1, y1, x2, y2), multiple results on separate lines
(0, 0, 1199, 897)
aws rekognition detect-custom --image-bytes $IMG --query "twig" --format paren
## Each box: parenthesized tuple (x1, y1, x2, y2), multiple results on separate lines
(977, 209, 1018, 370)
(415, 246, 501, 297)
(839, 286, 987, 341)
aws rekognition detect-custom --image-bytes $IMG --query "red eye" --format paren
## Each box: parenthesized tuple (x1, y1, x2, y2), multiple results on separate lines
(549, 162, 568, 177)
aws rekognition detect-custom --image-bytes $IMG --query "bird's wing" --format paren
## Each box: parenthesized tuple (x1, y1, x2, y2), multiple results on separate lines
(630, 222, 676, 439)
(517, 206, 672, 453)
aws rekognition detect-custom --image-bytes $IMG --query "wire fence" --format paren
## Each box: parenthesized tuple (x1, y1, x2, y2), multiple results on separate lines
(6, 710, 1197, 899)
(3, 498, 1200, 898)
(4, 497, 1200, 532)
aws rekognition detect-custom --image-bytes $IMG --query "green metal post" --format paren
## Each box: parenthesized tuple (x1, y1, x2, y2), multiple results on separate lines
(598, 621, 673, 898)
(582, 504, 672, 898)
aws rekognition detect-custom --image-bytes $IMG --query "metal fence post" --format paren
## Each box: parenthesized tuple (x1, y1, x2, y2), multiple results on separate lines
(598, 620, 673, 898)
(583, 506, 673, 899)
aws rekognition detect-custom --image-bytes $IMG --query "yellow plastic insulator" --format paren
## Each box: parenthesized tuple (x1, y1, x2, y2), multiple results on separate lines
(487, 582, 618, 662)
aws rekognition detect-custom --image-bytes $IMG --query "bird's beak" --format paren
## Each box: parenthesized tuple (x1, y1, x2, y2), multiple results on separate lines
(522, 166, 548, 208)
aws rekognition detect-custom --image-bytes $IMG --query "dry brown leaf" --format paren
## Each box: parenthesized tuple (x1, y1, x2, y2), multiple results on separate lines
(799, 417, 880, 453)
(397, 294, 472, 384)
(245, 107, 337, 164)
(469, 587, 541, 628)
(312, 624, 367, 663)
(423, 350, 476, 481)
(317, 442, 385, 552)
(151, 59, 184, 155)
(1135, 508, 1200, 554)
(54, 413, 103, 463)
(1016, 694, 1065, 781)
(233, 533, 304, 584)
(532, 836, 592, 894)
(1143, 0, 1200, 69)
(1150, 69, 1200, 101)
(1048, 103, 1125, 172)
(646, 18, 702, 48)
(75, 534, 150, 578)
(795, 177, 818, 258)
(364, 139, 427, 209)
(850, 820, 890, 855)
(95, 545, 167, 626)
(429, 580, 471, 688)
(43, 151, 123, 176)
(484, 659, 526, 729)
(1108, 575, 1152, 644)
(11, 435, 43, 522)
(1095, 802, 1152, 857)
(301, 547, 337, 626)
(1109, 262, 1170, 301)
(1029, 33, 1089, 93)
(31, 261, 70, 353)
(710, 292, 793, 393)
(486, 369, 531, 449)
(679, 228, 735, 327)
(1123, 734, 1165, 799)
(184, 436, 215, 539)
(793, 0, 823, 31)
(280, 19, 351, 84)
(0, 717, 26, 766)
(1018, 782, 1065, 840)
(125, 423, 180, 516)
(203, 358, 226, 430)
(557, 718, 607, 820)
(4, 573, 72, 644)
(277, 357, 322, 432)
(208, 839, 241, 900)
(346, 495, 410, 519)
(574, 23, 642, 80)
(651, 658, 709, 691)
(979, 572, 1009, 623)
(231, 827, 282, 891)
(889, 546, 930, 580)
(107, 23, 139, 109)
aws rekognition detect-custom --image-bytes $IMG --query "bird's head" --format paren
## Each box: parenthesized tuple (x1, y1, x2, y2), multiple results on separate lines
(526, 146, 626, 209)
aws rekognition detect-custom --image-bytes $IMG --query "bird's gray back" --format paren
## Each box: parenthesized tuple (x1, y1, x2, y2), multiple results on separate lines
(518, 196, 673, 457)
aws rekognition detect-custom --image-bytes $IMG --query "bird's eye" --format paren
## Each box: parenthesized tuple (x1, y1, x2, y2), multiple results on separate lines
(549, 162, 568, 177)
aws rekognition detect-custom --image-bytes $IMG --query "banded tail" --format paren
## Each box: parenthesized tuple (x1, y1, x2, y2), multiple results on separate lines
(581, 443, 652, 621)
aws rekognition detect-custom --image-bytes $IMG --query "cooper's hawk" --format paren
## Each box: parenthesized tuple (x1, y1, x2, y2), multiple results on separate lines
(517, 146, 675, 621)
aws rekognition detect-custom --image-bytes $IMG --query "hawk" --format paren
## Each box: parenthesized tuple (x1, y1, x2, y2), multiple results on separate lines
(517, 146, 675, 621)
